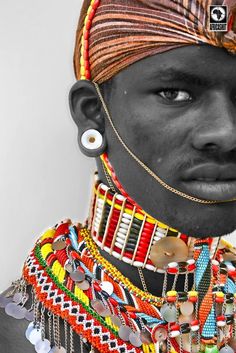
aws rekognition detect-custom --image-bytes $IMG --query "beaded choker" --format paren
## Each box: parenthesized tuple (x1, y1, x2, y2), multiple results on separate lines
(1, 179, 236, 353)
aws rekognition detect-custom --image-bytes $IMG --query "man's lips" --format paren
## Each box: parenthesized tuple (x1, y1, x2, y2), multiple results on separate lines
(182, 163, 236, 181)
(180, 163, 236, 201)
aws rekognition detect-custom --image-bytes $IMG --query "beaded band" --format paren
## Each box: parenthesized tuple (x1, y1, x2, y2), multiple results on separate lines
(80, 0, 100, 80)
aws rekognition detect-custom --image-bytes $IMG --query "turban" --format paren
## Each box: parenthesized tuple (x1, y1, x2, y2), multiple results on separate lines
(74, 0, 236, 84)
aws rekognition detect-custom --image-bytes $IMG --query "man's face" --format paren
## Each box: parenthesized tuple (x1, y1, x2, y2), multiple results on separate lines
(101, 45, 236, 237)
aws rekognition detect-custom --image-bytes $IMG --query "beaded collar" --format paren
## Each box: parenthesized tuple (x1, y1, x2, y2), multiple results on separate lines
(1, 176, 236, 353)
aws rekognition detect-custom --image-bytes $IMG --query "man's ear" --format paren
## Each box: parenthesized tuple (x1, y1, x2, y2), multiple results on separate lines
(69, 79, 107, 157)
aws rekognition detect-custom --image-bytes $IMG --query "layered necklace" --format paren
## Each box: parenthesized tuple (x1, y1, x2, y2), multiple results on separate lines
(1, 169, 236, 353)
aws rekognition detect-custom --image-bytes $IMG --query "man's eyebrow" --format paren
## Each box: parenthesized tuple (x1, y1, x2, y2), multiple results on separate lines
(150, 68, 209, 86)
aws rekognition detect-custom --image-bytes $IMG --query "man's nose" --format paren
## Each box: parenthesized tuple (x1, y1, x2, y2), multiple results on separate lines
(192, 91, 236, 153)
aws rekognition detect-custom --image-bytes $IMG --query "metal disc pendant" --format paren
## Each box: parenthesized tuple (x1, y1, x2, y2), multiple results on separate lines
(91, 299, 106, 314)
(25, 322, 35, 340)
(118, 325, 132, 341)
(100, 281, 114, 295)
(28, 328, 42, 345)
(0, 294, 12, 308)
(64, 262, 73, 273)
(50, 346, 66, 353)
(35, 339, 51, 353)
(160, 303, 177, 323)
(180, 301, 194, 316)
(100, 307, 111, 318)
(5, 302, 27, 319)
(110, 315, 122, 327)
(219, 347, 234, 353)
(150, 237, 188, 268)
(52, 240, 66, 251)
(76, 280, 90, 291)
(70, 270, 85, 282)
(13, 292, 28, 304)
(152, 326, 168, 343)
(129, 332, 142, 347)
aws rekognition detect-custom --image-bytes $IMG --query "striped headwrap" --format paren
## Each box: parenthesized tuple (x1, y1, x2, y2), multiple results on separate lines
(74, 0, 236, 84)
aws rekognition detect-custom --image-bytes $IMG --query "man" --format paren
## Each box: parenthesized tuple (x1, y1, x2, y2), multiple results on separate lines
(1, 1, 236, 352)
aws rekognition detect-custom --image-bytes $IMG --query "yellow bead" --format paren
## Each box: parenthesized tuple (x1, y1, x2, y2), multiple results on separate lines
(215, 291, 224, 298)
(167, 290, 177, 297)
(188, 291, 198, 297)
(80, 67, 85, 75)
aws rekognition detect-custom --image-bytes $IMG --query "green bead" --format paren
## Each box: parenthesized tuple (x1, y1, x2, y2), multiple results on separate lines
(205, 345, 219, 353)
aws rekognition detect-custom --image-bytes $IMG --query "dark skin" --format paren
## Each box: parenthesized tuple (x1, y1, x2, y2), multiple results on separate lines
(1, 44, 236, 352)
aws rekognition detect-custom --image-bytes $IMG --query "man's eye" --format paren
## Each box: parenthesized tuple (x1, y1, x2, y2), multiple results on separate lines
(158, 89, 192, 102)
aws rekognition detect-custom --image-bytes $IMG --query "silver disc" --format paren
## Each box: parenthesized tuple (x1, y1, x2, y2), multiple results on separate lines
(28, 328, 42, 345)
(129, 332, 142, 347)
(25, 322, 35, 340)
(118, 325, 132, 341)
(25, 309, 35, 321)
(111, 314, 122, 327)
(5, 302, 26, 319)
(35, 339, 51, 353)
(76, 280, 90, 291)
(70, 270, 85, 282)
(219, 347, 234, 353)
(13, 292, 24, 304)
(52, 240, 66, 251)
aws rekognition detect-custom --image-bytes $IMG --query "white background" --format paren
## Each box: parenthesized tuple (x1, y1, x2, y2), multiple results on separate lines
(0, 0, 96, 291)
(0, 1, 235, 291)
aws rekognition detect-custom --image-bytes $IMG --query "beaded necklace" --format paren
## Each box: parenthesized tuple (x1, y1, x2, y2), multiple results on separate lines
(1, 182, 236, 353)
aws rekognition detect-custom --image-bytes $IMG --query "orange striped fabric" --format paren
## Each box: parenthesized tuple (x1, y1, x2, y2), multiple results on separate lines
(74, 0, 236, 83)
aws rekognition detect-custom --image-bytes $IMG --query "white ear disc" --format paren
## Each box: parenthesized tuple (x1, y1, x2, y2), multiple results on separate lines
(81, 129, 103, 150)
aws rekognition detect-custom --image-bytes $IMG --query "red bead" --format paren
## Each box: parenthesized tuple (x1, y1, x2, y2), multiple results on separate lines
(188, 297, 198, 303)
(88, 8, 96, 20)
(65, 238, 71, 246)
(83, 50, 89, 60)
(228, 270, 236, 278)
(187, 264, 196, 272)
(85, 70, 91, 80)
(109, 297, 118, 306)
(85, 20, 92, 30)
(128, 311, 137, 319)
(170, 324, 180, 330)
(93, 282, 102, 292)
(84, 40, 89, 50)
(143, 222, 154, 230)
(84, 30, 89, 40)
(212, 265, 219, 273)
(92, 0, 100, 9)
(217, 315, 225, 321)
(167, 268, 178, 274)
(215, 297, 224, 304)
(55, 222, 70, 238)
(123, 252, 133, 259)
(77, 266, 85, 273)
(167, 296, 177, 303)
(46, 253, 57, 266)
(190, 320, 199, 326)
(71, 250, 80, 260)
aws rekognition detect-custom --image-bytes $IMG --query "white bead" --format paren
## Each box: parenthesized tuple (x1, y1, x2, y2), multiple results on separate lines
(155, 232, 165, 238)
(123, 213, 132, 220)
(114, 242, 123, 249)
(217, 320, 226, 327)
(123, 257, 132, 264)
(168, 262, 178, 268)
(97, 199, 104, 205)
(81, 129, 103, 150)
(187, 259, 195, 265)
(191, 325, 199, 332)
(115, 238, 125, 245)
(157, 227, 167, 234)
(116, 194, 125, 201)
(133, 261, 143, 267)
(112, 251, 121, 259)
(117, 231, 127, 239)
(120, 223, 129, 230)
(101, 184, 109, 191)
(145, 264, 156, 271)
(96, 208, 102, 215)
(119, 228, 127, 235)
(121, 218, 130, 224)
(116, 232, 126, 240)
(169, 330, 180, 338)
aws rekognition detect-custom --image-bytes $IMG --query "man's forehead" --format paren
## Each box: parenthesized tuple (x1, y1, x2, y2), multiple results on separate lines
(121, 45, 236, 86)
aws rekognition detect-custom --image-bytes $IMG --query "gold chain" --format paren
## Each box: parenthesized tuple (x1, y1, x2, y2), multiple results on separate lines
(94, 81, 236, 205)
(138, 268, 148, 292)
